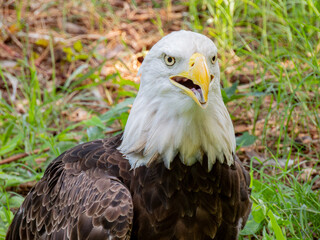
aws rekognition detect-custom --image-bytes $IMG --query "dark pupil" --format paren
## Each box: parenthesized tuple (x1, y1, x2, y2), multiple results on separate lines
(212, 56, 216, 62)
(168, 57, 173, 62)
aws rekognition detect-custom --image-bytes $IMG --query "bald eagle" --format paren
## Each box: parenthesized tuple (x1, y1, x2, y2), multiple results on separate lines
(6, 31, 252, 240)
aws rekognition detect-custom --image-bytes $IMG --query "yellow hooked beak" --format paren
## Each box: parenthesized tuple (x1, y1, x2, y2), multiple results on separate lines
(169, 53, 212, 108)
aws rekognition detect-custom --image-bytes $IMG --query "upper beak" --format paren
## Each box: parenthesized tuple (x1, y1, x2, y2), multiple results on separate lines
(169, 53, 212, 108)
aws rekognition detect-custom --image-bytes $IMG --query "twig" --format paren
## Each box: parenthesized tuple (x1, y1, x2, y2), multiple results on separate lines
(35, 45, 50, 65)
(3, 25, 23, 50)
(0, 42, 20, 58)
(0, 147, 50, 165)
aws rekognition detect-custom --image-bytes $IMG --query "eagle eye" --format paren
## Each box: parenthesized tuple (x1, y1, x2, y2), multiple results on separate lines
(211, 56, 217, 64)
(164, 55, 176, 66)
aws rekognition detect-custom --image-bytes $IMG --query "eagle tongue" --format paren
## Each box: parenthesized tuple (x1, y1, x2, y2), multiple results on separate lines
(192, 88, 205, 104)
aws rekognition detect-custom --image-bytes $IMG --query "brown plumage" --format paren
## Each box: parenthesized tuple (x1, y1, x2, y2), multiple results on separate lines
(6, 31, 252, 239)
(6, 134, 251, 240)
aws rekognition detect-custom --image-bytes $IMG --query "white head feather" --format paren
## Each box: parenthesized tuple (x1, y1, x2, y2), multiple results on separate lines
(118, 30, 236, 171)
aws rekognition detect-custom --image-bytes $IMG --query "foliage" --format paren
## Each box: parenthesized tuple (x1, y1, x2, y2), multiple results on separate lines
(0, 0, 319, 239)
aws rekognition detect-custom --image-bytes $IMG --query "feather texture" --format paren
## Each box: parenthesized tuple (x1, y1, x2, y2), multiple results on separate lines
(6, 134, 251, 240)
(6, 136, 133, 240)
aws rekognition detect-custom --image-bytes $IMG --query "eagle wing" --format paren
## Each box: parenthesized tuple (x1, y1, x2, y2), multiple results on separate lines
(6, 135, 133, 240)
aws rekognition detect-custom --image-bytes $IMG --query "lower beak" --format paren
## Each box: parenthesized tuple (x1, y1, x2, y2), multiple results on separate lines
(169, 53, 212, 108)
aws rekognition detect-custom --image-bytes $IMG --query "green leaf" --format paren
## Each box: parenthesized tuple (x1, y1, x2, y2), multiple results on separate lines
(0, 133, 23, 156)
(252, 180, 276, 202)
(117, 90, 137, 98)
(236, 132, 257, 147)
(252, 205, 266, 224)
(240, 214, 261, 235)
(100, 98, 134, 123)
(116, 77, 140, 90)
(262, 227, 273, 240)
(1, 123, 14, 146)
(7, 195, 24, 208)
(87, 126, 105, 141)
(83, 116, 105, 129)
(0, 172, 29, 187)
(57, 132, 80, 142)
(268, 210, 286, 240)
(0, 206, 13, 224)
(118, 112, 130, 128)
(225, 81, 239, 98)
(221, 82, 245, 103)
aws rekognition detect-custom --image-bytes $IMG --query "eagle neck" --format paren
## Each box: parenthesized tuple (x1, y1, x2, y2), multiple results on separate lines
(118, 90, 236, 171)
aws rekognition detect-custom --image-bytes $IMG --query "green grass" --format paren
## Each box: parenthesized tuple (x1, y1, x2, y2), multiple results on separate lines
(187, 0, 320, 239)
(189, 1, 320, 239)
(1, 0, 320, 239)
(242, 159, 320, 239)
(0, 58, 137, 237)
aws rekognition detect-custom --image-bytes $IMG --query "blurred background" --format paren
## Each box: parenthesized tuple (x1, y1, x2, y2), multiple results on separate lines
(0, 0, 319, 239)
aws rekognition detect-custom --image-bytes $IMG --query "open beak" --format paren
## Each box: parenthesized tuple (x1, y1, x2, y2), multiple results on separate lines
(169, 53, 212, 108)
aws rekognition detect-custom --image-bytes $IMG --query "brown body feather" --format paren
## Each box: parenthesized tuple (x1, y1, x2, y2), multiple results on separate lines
(6, 134, 251, 240)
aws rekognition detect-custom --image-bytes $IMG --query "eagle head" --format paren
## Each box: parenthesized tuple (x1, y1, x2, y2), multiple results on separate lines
(119, 30, 236, 170)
